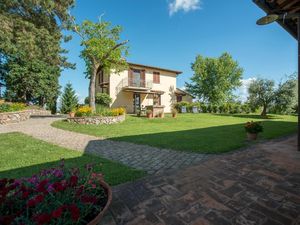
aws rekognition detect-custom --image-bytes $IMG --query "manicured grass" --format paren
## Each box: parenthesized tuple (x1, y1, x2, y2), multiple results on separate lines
(52, 113, 297, 154)
(0, 132, 145, 185)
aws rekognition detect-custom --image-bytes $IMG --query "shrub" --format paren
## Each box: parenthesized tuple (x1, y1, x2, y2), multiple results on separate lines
(0, 102, 26, 113)
(174, 101, 190, 113)
(95, 93, 112, 106)
(212, 105, 218, 113)
(244, 121, 263, 134)
(201, 104, 207, 113)
(241, 104, 251, 114)
(207, 104, 213, 113)
(0, 160, 107, 225)
(111, 108, 126, 116)
(75, 106, 92, 117)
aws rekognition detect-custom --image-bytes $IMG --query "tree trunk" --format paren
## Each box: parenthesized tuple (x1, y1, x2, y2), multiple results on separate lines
(261, 104, 267, 117)
(89, 66, 97, 113)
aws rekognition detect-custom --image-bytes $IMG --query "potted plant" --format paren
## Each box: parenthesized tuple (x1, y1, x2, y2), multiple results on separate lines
(69, 108, 76, 118)
(244, 121, 263, 140)
(146, 109, 153, 118)
(171, 108, 178, 118)
(158, 111, 164, 118)
(0, 160, 112, 225)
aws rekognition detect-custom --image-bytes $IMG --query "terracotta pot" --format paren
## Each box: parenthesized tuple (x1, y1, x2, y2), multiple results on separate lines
(87, 180, 112, 225)
(247, 132, 258, 141)
(146, 113, 153, 118)
(69, 112, 75, 118)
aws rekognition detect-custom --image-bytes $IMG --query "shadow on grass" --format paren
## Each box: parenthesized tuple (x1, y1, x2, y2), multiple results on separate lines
(212, 114, 283, 120)
(107, 120, 297, 154)
(0, 133, 145, 185)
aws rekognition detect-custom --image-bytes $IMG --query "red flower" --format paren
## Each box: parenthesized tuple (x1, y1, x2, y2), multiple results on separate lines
(51, 206, 64, 218)
(80, 195, 98, 204)
(75, 185, 84, 197)
(34, 213, 52, 225)
(27, 194, 44, 207)
(69, 175, 78, 187)
(69, 204, 80, 222)
(52, 182, 64, 192)
(0, 215, 15, 225)
(22, 191, 30, 199)
(36, 179, 49, 193)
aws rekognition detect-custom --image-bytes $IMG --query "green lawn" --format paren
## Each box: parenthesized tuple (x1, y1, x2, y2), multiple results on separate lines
(0, 132, 145, 185)
(52, 113, 297, 153)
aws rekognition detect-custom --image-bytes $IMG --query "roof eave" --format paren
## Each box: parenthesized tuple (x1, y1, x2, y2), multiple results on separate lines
(128, 62, 182, 75)
(253, 0, 297, 40)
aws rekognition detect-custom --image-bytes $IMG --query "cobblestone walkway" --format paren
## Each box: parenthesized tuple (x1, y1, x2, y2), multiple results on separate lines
(103, 135, 300, 225)
(0, 117, 208, 174)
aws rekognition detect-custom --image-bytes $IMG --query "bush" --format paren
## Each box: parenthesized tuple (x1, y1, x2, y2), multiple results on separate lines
(174, 101, 190, 113)
(244, 121, 263, 134)
(0, 102, 26, 113)
(0, 160, 107, 225)
(200, 104, 207, 113)
(111, 108, 126, 116)
(95, 93, 112, 106)
(75, 106, 92, 117)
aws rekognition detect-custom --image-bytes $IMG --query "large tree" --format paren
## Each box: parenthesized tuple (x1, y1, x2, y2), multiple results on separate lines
(73, 19, 129, 112)
(0, 0, 75, 108)
(274, 74, 298, 114)
(185, 53, 243, 104)
(248, 78, 275, 117)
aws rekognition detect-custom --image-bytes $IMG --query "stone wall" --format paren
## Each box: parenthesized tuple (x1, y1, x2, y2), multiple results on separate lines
(0, 109, 51, 125)
(67, 114, 125, 125)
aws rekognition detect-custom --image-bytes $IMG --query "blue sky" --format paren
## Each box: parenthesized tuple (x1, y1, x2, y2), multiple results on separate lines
(61, 0, 297, 102)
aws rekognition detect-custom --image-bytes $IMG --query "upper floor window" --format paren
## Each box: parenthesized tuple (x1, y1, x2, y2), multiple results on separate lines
(153, 72, 160, 84)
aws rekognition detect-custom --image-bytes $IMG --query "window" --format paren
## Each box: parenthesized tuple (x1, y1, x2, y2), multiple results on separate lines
(153, 94, 161, 106)
(129, 69, 145, 87)
(153, 72, 160, 84)
(177, 95, 182, 102)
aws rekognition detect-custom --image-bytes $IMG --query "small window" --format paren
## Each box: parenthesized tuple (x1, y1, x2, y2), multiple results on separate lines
(177, 95, 182, 102)
(153, 72, 160, 84)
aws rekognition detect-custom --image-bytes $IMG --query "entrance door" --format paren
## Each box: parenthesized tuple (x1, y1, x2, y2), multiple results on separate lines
(133, 93, 141, 113)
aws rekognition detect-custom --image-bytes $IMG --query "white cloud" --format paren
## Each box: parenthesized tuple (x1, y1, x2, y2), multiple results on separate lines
(236, 78, 256, 102)
(169, 0, 201, 16)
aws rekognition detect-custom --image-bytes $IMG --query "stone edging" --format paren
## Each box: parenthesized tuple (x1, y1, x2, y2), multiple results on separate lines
(67, 114, 125, 125)
(0, 109, 51, 125)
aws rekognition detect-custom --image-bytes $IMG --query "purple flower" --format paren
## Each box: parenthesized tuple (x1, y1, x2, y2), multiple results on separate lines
(47, 184, 55, 193)
(53, 169, 63, 178)
(28, 175, 39, 185)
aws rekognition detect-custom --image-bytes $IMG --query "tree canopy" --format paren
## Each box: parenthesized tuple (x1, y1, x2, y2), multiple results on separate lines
(0, 0, 75, 108)
(185, 53, 243, 104)
(74, 19, 129, 112)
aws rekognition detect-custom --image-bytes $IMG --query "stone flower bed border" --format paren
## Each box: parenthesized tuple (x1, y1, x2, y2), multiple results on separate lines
(67, 114, 125, 125)
(0, 109, 51, 125)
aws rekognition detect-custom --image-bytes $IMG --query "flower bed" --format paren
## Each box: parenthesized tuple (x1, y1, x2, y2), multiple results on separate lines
(0, 160, 112, 225)
(67, 114, 125, 125)
(0, 110, 51, 125)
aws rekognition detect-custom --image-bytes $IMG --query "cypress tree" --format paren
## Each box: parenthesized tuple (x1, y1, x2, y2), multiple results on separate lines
(60, 83, 78, 114)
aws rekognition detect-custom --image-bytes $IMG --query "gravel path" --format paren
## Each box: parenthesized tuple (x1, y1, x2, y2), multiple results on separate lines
(0, 117, 208, 174)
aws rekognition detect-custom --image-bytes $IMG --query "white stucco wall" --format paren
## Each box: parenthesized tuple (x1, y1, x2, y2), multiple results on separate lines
(96, 67, 178, 113)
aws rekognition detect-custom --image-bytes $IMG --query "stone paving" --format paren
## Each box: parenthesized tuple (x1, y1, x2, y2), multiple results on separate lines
(0, 116, 208, 174)
(102, 135, 300, 225)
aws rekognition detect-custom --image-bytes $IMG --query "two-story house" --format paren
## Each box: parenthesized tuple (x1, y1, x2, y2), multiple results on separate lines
(95, 62, 193, 113)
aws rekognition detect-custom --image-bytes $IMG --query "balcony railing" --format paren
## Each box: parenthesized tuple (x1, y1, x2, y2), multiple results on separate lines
(118, 78, 153, 90)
